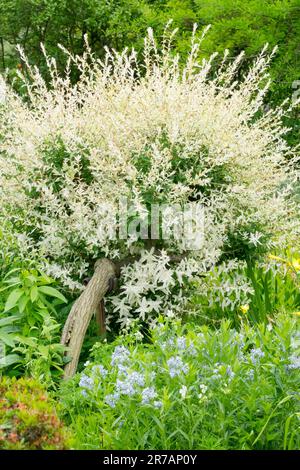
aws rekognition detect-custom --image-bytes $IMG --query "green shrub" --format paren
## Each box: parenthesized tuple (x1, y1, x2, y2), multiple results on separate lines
(0, 377, 71, 449)
(0, 267, 68, 384)
(59, 313, 300, 450)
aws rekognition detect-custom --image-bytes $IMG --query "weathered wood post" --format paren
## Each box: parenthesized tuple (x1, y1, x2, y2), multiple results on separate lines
(61, 258, 116, 379)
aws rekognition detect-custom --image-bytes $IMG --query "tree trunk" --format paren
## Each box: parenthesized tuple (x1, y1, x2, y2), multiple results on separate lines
(95, 299, 106, 335)
(60, 250, 188, 379)
(61, 258, 116, 379)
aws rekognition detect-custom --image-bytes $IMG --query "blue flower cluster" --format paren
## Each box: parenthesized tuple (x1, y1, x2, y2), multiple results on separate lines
(111, 345, 130, 366)
(79, 364, 108, 397)
(176, 336, 187, 350)
(167, 355, 189, 378)
(103, 346, 151, 407)
(141, 386, 157, 404)
(79, 374, 94, 392)
(287, 354, 300, 370)
(77, 322, 296, 415)
(105, 392, 120, 408)
(177, 336, 197, 356)
(250, 347, 265, 365)
(91, 364, 108, 377)
(160, 336, 197, 357)
(116, 371, 145, 397)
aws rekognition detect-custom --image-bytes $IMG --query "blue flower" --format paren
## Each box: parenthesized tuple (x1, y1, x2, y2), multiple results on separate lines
(111, 345, 130, 366)
(79, 373, 94, 391)
(153, 400, 163, 409)
(287, 354, 300, 370)
(141, 387, 157, 404)
(210, 363, 222, 381)
(188, 342, 197, 356)
(160, 337, 175, 351)
(129, 371, 145, 387)
(105, 392, 120, 408)
(117, 364, 129, 375)
(177, 336, 187, 350)
(116, 379, 136, 396)
(250, 347, 265, 365)
(226, 365, 235, 380)
(91, 364, 108, 378)
(115, 370, 145, 396)
(167, 355, 189, 378)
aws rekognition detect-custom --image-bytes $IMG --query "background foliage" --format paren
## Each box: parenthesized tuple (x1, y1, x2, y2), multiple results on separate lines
(1, 1, 299, 103)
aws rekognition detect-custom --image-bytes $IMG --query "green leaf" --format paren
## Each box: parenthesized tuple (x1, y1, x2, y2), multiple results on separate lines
(1, 326, 20, 334)
(30, 285, 39, 303)
(15, 335, 37, 347)
(0, 282, 20, 293)
(38, 271, 54, 284)
(38, 286, 67, 303)
(18, 294, 29, 313)
(3, 268, 21, 280)
(4, 289, 24, 312)
(37, 344, 49, 357)
(3, 276, 21, 285)
(0, 353, 21, 368)
(0, 331, 16, 347)
(0, 315, 21, 327)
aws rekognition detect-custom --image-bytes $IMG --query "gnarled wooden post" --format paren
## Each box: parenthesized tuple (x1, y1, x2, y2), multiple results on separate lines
(60, 250, 187, 379)
(61, 258, 116, 379)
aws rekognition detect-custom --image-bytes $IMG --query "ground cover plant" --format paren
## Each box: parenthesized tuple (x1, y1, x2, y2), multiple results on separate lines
(59, 314, 300, 450)
(0, 376, 71, 449)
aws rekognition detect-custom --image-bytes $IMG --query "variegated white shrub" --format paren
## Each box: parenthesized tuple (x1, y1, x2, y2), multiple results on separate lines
(0, 26, 299, 327)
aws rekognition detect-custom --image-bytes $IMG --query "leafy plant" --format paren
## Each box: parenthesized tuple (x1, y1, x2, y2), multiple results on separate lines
(0, 315, 21, 369)
(246, 256, 300, 323)
(0, 267, 68, 383)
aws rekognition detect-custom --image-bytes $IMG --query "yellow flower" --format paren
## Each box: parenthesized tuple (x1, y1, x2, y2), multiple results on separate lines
(268, 254, 300, 273)
(291, 258, 300, 272)
(292, 312, 300, 316)
(268, 254, 286, 263)
(240, 304, 249, 314)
